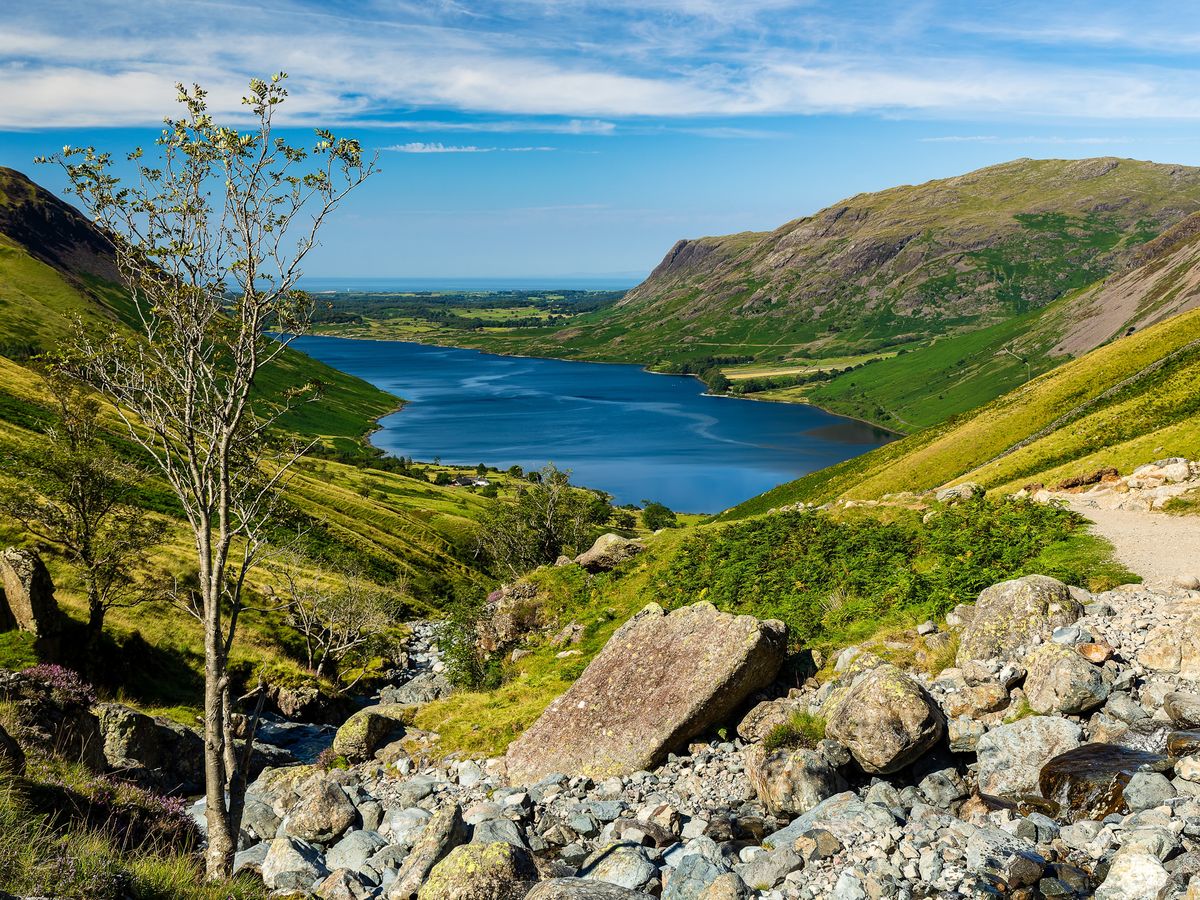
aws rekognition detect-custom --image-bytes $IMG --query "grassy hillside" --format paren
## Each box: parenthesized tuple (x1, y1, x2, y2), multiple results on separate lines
(721, 304, 1200, 519)
(0, 168, 526, 715)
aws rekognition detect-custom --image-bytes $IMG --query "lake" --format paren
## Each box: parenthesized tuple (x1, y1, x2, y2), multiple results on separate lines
(293, 336, 896, 513)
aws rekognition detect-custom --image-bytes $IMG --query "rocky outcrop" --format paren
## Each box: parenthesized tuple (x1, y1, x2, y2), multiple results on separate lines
(96, 702, 204, 793)
(0, 547, 61, 638)
(504, 602, 786, 783)
(822, 663, 943, 774)
(956, 575, 1082, 665)
(574, 534, 645, 573)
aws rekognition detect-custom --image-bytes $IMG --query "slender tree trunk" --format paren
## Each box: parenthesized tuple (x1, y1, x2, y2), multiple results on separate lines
(199, 530, 236, 881)
(85, 585, 105, 674)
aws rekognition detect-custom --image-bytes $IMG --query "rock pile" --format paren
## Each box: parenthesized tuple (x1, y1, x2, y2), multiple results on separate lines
(200, 571, 1200, 900)
(1024, 457, 1200, 512)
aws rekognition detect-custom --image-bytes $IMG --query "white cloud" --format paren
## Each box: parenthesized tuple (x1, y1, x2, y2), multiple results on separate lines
(5, 0, 1200, 128)
(384, 142, 556, 153)
(920, 135, 1134, 145)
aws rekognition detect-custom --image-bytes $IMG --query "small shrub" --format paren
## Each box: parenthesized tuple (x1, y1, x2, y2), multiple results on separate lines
(22, 665, 96, 707)
(763, 711, 827, 753)
(314, 747, 350, 771)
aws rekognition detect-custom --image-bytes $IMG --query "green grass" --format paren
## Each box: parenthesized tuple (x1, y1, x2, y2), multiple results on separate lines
(416, 496, 1122, 758)
(1165, 490, 1200, 516)
(762, 711, 827, 753)
(0, 762, 266, 900)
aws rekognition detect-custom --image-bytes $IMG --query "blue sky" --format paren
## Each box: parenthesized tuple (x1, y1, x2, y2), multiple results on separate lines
(4, 1, 1200, 281)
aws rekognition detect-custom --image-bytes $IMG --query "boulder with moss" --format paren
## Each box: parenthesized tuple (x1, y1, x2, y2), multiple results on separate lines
(821, 663, 943, 774)
(418, 841, 539, 900)
(332, 703, 413, 763)
(956, 575, 1083, 666)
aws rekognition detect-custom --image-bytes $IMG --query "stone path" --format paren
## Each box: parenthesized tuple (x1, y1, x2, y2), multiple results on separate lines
(1065, 498, 1200, 586)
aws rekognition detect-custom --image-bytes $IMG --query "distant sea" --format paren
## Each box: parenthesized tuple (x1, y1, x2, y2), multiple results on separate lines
(297, 276, 641, 292)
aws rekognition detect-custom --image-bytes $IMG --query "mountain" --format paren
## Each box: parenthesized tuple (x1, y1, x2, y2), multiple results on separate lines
(431, 157, 1200, 430)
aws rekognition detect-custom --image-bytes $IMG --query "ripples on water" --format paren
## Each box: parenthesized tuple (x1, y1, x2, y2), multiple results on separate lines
(293, 336, 895, 513)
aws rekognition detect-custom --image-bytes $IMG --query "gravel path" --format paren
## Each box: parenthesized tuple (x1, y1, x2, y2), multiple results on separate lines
(1065, 499, 1200, 586)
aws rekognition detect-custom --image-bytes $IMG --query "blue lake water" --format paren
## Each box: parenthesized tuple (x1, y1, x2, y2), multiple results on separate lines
(293, 336, 896, 514)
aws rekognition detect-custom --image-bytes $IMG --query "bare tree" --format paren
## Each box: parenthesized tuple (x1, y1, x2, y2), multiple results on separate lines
(0, 372, 164, 653)
(276, 560, 404, 686)
(40, 75, 375, 879)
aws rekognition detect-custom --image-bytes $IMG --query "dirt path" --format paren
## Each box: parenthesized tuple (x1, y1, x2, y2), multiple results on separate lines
(1064, 499, 1200, 586)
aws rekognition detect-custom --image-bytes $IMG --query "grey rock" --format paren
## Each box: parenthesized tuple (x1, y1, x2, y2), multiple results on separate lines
(527, 880, 654, 900)
(582, 843, 659, 891)
(664, 852, 731, 900)
(956, 575, 1082, 665)
(1123, 771, 1176, 812)
(326, 829, 387, 871)
(975, 716, 1082, 799)
(261, 836, 330, 891)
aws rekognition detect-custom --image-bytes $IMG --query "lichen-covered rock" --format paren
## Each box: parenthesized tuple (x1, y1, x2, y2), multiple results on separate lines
(505, 603, 786, 783)
(1022, 643, 1109, 715)
(95, 702, 204, 794)
(1039, 743, 1171, 822)
(332, 703, 411, 762)
(418, 841, 539, 900)
(975, 716, 1082, 799)
(581, 843, 659, 891)
(387, 803, 469, 899)
(280, 775, 358, 844)
(1094, 848, 1170, 900)
(956, 575, 1083, 665)
(821, 663, 943, 774)
(746, 745, 846, 815)
(936, 482, 983, 503)
(575, 534, 645, 573)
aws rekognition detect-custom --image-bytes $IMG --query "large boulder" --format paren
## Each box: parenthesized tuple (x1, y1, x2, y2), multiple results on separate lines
(1039, 744, 1172, 822)
(575, 534, 645, 573)
(280, 774, 358, 844)
(821, 663, 943, 774)
(1022, 643, 1109, 715)
(975, 716, 1082, 799)
(96, 703, 204, 794)
(956, 575, 1083, 666)
(387, 803, 469, 900)
(332, 703, 411, 762)
(746, 745, 846, 815)
(419, 842, 539, 900)
(0, 669, 103, 770)
(0, 548, 61, 637)
(505, 602, 786, 783)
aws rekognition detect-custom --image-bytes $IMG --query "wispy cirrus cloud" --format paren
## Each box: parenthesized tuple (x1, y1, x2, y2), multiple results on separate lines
(920, 135, 1135, 145)
(5, 0, 1200, 130)
(384, 142, 556, 153)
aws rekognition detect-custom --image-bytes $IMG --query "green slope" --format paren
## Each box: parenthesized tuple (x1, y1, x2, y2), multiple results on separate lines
(720, 304, 1200, 520)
